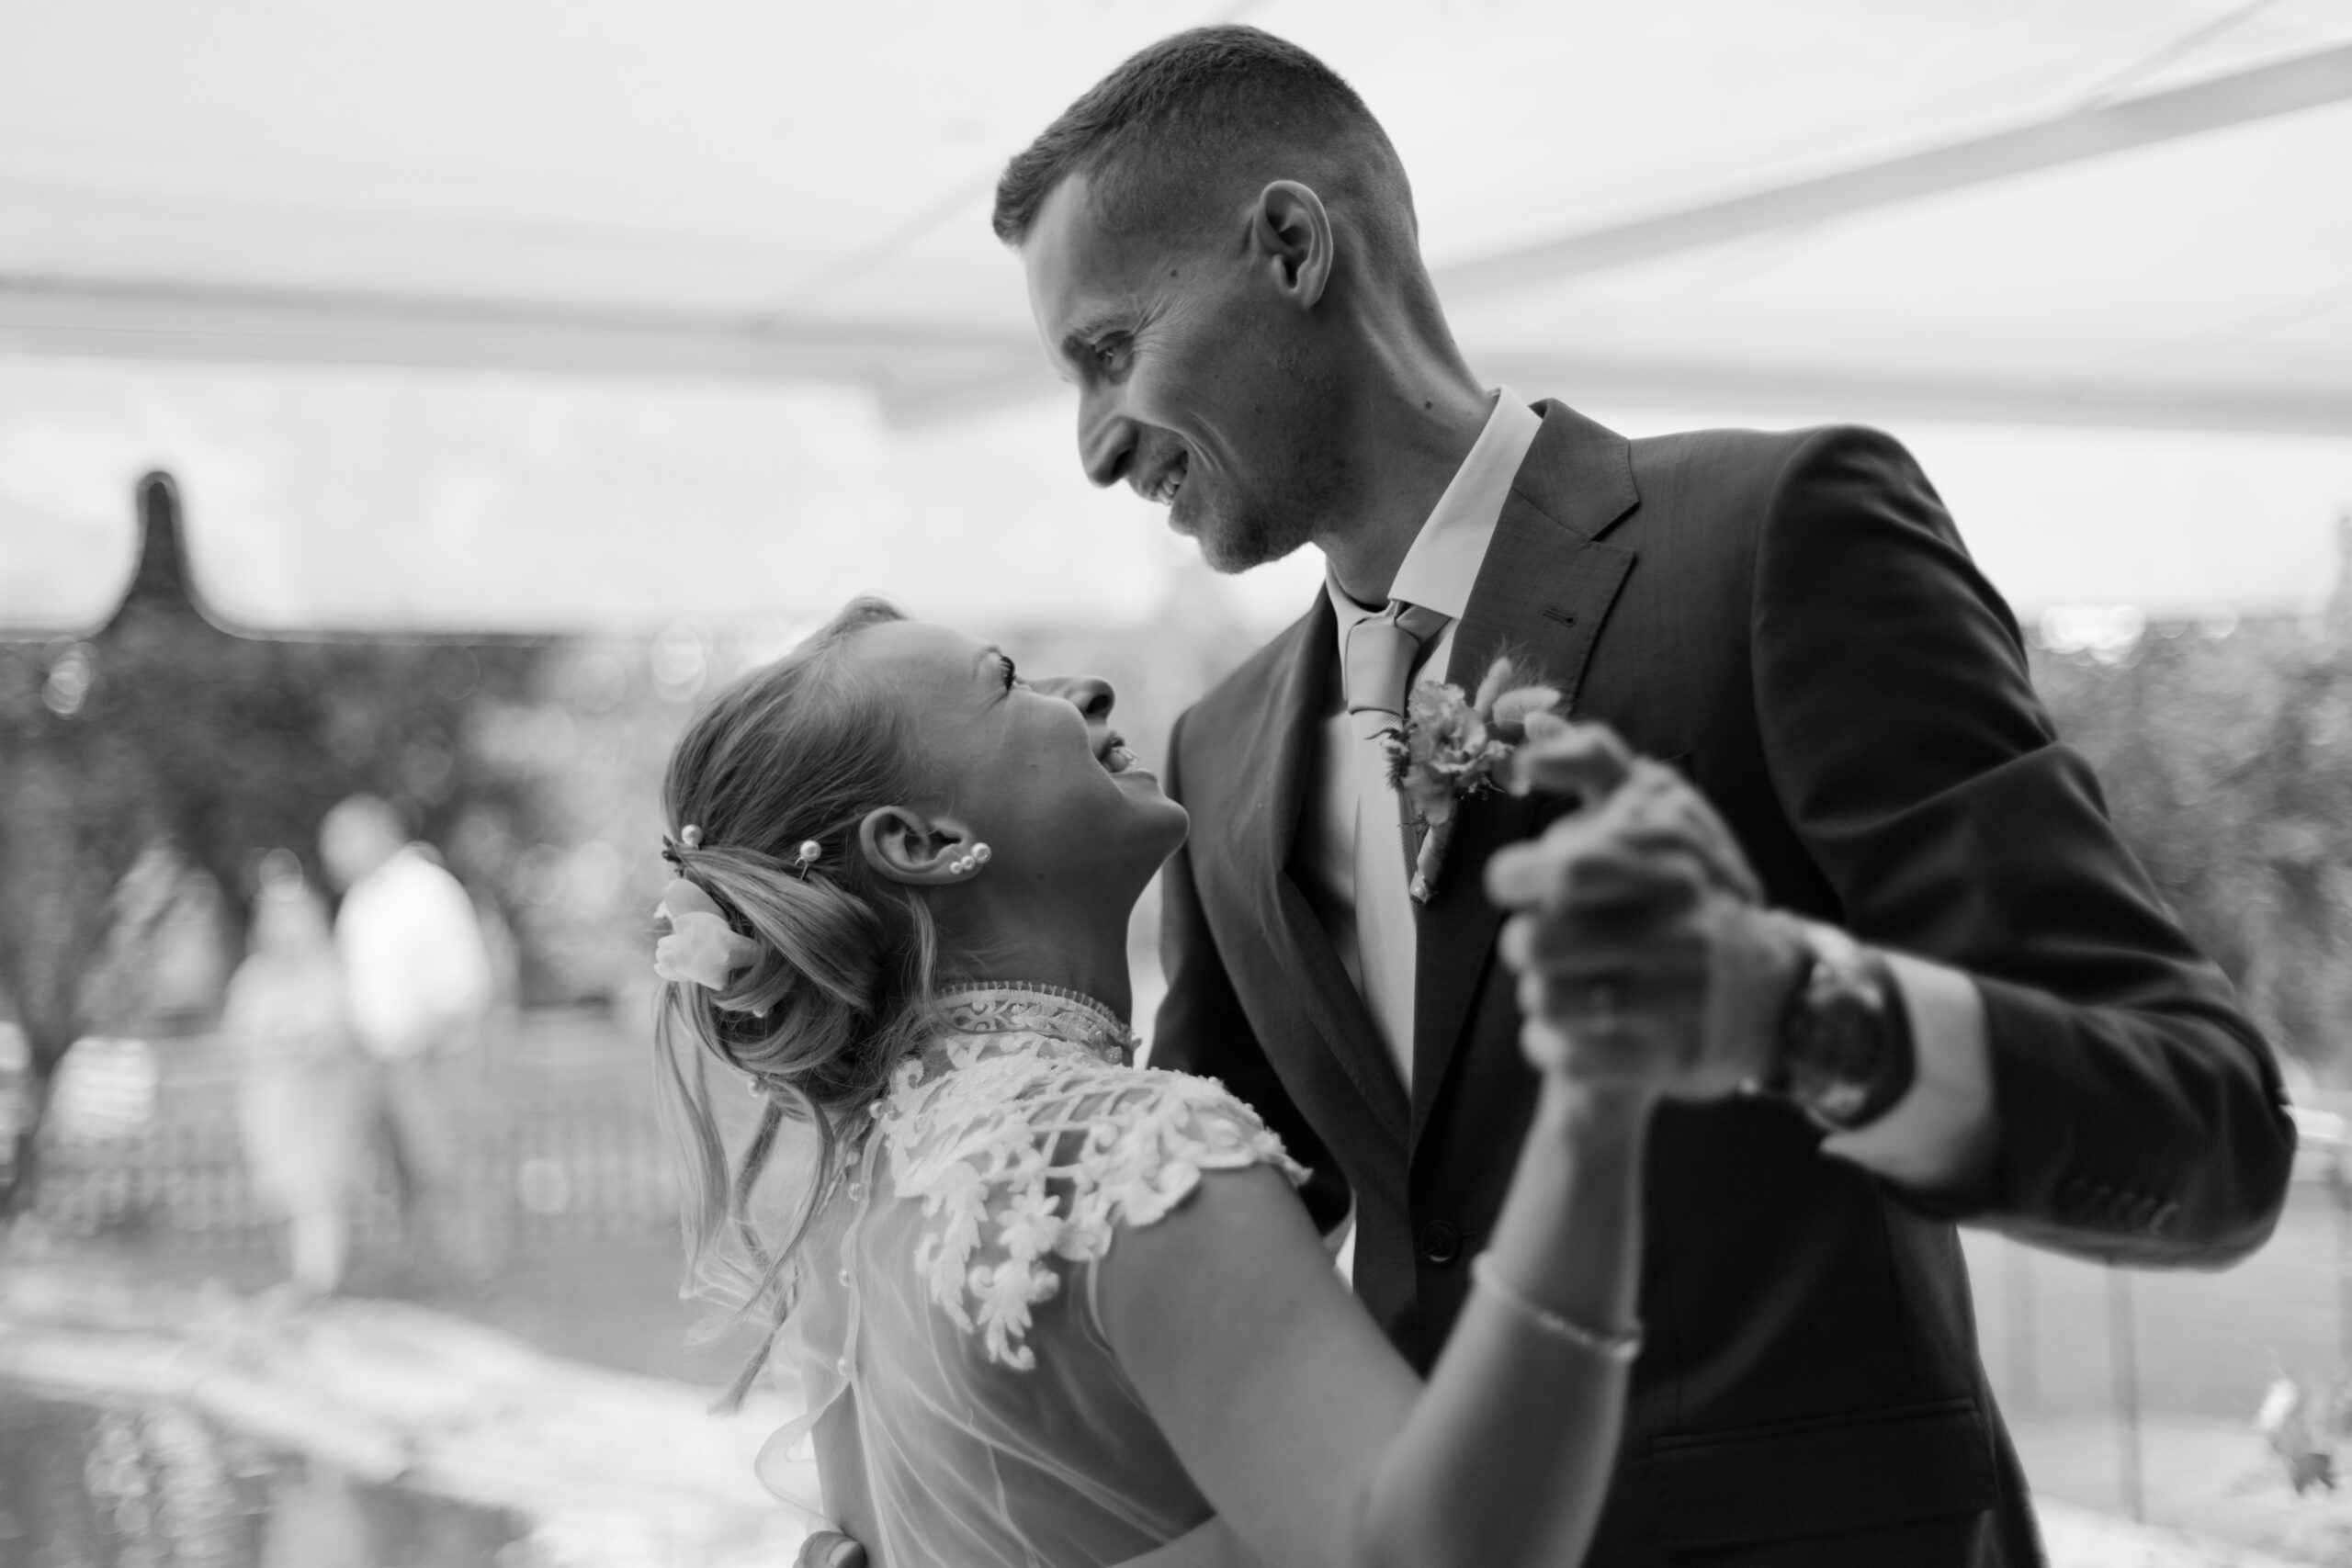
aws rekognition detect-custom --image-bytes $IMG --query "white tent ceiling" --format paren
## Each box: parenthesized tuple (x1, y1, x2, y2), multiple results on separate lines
(2, 0, 2350, 632)
(6, 0, 2350, 426)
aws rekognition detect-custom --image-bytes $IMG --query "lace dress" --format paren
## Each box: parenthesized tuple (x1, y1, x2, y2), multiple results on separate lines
(757, 986, 1307, 1568)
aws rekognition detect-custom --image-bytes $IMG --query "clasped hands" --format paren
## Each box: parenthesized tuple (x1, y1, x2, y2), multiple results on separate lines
(1486, 725, 1808, 1104)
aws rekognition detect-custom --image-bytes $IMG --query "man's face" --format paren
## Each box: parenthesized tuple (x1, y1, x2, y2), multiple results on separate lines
(1020, 172, 1347, 573)
(320, 805, 398, 889)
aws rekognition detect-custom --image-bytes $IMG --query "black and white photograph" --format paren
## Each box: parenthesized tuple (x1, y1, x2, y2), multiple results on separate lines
(3, 4, 2350, 1565)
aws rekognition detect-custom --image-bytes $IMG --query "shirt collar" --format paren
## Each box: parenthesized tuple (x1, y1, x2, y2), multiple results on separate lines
(1325, 387, 1543, 629)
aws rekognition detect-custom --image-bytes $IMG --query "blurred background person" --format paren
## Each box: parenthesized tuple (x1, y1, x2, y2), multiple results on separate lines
(221, 851, 362, 1300)
(321, 794, 499, 1278)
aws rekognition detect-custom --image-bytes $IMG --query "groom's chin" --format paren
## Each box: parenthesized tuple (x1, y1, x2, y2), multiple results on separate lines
(1189, 510, 1311, 576)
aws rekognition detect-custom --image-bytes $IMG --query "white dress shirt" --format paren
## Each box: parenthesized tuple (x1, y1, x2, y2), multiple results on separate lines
(1295, 389, 1996, 1188)
(336, 845, 494, 1061)
(1301, 389, 1544, 1086)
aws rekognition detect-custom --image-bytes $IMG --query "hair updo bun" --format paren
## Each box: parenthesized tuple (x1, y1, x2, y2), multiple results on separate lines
(652, 597, 943, 1408)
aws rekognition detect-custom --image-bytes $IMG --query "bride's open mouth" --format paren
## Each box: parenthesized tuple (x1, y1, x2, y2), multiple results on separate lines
(1095, 731, 1143, 776)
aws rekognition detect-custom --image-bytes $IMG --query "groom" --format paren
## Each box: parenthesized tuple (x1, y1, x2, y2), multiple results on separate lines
(992, 25, 2290, 1568)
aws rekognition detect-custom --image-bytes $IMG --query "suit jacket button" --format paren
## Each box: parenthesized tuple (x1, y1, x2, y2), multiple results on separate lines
(1420, 1221, 1463, 1266)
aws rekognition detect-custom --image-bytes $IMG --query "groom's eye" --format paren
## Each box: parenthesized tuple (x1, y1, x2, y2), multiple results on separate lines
(1092, 337, 1127, 373)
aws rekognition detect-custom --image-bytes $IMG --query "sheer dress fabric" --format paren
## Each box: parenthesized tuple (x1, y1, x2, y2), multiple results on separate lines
(758, 988, 1306, 1567)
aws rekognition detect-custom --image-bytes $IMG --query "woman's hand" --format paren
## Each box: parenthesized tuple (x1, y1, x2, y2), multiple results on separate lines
(1486, 724, 1805, 1101)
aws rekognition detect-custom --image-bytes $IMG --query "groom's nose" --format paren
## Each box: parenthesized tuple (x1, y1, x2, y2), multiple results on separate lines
(1079, 390, 1136, 489)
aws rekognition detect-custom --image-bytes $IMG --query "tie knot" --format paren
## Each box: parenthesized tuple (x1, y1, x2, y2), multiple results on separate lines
(1343, 600, 1448, 728)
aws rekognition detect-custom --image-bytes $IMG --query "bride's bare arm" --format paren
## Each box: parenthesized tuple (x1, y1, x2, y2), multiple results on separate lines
(1097, 1077, 1647, 1568)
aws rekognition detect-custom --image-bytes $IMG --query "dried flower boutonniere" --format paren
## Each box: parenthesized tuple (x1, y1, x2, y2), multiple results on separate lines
(1383, 657, 1568, 903)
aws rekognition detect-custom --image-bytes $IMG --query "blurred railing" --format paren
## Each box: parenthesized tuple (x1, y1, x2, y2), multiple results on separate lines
(31, 1009, 677, 1247)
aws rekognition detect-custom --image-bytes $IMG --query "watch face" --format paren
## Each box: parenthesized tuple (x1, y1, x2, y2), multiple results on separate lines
(1790, 966, 1890, 1125)
(1815, 1086, 1872, 1123)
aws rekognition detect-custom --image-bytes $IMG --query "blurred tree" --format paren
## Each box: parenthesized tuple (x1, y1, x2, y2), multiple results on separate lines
(2032, 522, 2352, 1079)
(0, 473, 550, 1215)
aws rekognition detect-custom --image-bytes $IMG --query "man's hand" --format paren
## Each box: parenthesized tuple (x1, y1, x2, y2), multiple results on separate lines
(1487, 724, 1803, 1098)
(794, 1532, 865, 1568)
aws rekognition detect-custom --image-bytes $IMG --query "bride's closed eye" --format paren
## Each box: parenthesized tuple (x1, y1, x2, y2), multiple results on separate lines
(1000, 653, 1023, 692)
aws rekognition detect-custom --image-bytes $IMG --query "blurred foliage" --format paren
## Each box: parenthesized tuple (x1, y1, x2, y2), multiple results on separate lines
(0, 475, 551, 1213)
(2030, 608, 2352, 1080)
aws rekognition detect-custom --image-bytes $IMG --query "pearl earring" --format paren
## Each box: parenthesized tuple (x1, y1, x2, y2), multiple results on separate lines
(950, 843, 991, 876)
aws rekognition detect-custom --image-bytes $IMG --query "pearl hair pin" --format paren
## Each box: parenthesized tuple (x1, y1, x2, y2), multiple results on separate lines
(660, 823, 706, 871)
(793, 840, 821, 879)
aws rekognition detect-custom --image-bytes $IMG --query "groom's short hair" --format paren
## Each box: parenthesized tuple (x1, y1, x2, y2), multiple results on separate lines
(993, 26, 1422, 282)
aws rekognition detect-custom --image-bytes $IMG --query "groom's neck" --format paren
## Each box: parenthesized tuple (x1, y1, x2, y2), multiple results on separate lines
(1314, 339, 1494, 605)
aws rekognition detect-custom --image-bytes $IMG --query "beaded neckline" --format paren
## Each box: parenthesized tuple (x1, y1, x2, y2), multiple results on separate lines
(934, 981, 1137, 1066)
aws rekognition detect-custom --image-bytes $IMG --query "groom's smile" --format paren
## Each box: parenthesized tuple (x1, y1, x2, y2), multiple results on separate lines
(1140, 450, 1187, 511)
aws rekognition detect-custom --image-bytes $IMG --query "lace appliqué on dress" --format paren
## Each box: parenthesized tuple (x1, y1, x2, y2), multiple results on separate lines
(875, 1032, 1306, 1371)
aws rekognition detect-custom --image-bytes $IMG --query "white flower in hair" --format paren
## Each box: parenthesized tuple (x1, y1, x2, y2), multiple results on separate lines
(653, 877, 762, 991)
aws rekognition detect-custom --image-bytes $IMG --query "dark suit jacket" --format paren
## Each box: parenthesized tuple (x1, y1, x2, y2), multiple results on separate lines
(1151, 404, 2295, 1566)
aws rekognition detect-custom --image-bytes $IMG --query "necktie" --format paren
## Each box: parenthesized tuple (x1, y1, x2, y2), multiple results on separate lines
(1341, 599, 1449, 1083)
(1343, 601, 1451, 877)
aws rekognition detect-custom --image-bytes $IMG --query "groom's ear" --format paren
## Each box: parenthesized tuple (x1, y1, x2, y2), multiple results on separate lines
(1250, 181, 1333, 309)
(858, 807, 977, 886)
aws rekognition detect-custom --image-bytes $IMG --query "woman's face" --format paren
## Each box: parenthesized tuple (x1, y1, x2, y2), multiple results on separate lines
(252, 886, 332, 958)
(844, 619, 1189, 897)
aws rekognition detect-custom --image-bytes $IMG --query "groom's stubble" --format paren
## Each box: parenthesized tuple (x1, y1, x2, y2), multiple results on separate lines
(1190, 333, 1354, 577)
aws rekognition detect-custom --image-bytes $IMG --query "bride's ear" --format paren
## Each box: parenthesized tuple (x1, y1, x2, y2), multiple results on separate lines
(858, 807, 982, 886)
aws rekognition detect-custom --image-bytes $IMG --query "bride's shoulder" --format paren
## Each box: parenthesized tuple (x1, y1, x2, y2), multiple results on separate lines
(873, 1037, 1307, 1368)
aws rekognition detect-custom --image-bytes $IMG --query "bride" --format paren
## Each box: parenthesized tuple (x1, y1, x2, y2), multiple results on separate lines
(651, 598, 1713, 1568)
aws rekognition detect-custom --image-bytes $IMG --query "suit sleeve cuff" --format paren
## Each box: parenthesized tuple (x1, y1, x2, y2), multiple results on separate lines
(1820, 951, 1998, 1197)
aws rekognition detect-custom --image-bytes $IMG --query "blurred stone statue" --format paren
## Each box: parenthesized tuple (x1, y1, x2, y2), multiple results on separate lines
(222, 852, 363, 1298)
(321, 795, 499, 1276)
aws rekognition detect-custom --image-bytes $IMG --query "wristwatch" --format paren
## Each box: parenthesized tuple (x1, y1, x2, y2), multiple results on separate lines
(1762, 921, 1917, 1131)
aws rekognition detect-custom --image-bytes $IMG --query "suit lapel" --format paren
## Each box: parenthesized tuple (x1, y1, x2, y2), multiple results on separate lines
(1409, 403, 1641, 1142)
(1225, 592, 1412, 1151)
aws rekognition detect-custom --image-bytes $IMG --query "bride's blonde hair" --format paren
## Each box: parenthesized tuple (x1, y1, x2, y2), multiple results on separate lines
(653, 596, 944, 1407)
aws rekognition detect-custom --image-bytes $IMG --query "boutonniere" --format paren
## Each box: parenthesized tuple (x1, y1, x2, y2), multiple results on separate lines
(1384, 657, 1568, 903)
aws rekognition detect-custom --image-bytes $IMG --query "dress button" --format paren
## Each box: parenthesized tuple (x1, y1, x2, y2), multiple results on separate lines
(836, 1357, 853, 1377)
(839, 1268, 854, 1287)
(1420, 1221, 1463, 1266)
